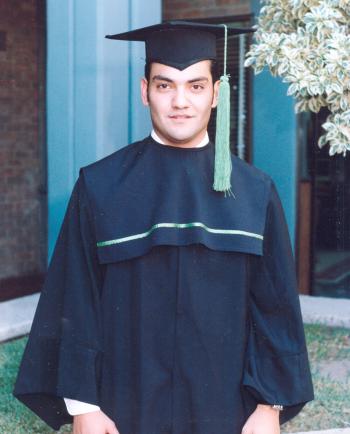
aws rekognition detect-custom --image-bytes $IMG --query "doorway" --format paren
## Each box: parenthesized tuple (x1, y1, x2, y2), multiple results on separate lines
(297, 109, 350, 298)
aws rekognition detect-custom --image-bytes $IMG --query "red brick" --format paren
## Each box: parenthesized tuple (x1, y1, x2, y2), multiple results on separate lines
(0, 0, 46, 286)
(163, 0, 251, 20)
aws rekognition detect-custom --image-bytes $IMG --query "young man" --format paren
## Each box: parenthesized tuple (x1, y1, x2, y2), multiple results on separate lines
(14, 21, 314, 434)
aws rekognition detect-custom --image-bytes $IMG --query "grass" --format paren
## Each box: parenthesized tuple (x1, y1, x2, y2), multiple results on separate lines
(0, 324, 349, 433)
(282, 324, 350, 433)
(0, 337, 71, 434)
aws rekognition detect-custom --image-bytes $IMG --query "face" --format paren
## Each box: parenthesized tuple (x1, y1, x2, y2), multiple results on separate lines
(141, 60, 220, 147)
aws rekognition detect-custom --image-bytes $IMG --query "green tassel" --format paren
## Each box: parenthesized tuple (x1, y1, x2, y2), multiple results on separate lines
(213, 25, 233, 196)
(213, 75, 232, 194)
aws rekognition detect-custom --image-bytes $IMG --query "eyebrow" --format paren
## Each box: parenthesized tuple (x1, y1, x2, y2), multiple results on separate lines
(152, 75, 209, 84)
(152, 75, 173, 83)
(188, 77, 209, 83)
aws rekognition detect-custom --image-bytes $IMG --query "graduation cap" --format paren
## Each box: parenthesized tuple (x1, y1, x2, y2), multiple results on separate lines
(106, 21, 255, 195)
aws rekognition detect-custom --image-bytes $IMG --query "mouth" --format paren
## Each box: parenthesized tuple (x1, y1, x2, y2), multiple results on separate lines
(168, 115, 193, 120)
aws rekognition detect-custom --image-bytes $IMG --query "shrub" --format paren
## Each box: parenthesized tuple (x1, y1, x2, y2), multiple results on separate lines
(245, 0, 350, 156)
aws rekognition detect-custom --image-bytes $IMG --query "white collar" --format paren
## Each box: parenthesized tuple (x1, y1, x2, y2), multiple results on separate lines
(151, 129, 209, 148)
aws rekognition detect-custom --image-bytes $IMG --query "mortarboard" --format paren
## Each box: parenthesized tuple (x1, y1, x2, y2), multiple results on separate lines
(106, 21, 255, 195)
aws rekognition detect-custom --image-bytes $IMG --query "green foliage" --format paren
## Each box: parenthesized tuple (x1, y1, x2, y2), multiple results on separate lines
(245, 0, 350, 156)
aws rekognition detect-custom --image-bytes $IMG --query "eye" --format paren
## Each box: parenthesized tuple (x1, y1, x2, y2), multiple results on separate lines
(157, 83, 171, 90)
(191, 84, 205, 91)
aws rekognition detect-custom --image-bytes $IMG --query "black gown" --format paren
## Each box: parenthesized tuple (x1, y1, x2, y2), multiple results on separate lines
(14, 136, 314, 433)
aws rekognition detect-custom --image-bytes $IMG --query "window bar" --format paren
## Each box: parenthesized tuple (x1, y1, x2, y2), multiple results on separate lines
(237, 33, 246, 160)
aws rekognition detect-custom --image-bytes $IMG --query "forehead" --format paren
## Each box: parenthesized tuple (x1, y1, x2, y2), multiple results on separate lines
(149, 60, 212, 81)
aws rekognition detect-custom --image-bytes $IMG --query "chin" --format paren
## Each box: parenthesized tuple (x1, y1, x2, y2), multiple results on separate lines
(166, 130, 199, 144)
(171, 135, 193, 143)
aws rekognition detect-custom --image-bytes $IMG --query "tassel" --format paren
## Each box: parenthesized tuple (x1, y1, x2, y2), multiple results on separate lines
(213, 25, 233, 196)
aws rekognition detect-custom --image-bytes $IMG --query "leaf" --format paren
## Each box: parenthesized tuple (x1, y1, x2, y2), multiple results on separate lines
(340, 97, 349, 111)
(309, 98, 322, 112)
(326, 93, 339, 103)
(278, 62, 290, 75)
(295, 99, 307, 113)
(318, 134, 328, 148)
(337, 70, 345, 81)
(329, 145, 337, 156)
(322, 122, 335, 131)
(254, 64, 265, 74)
(309, 83, 321, 95)
(287, 83, 299, 96)
(332, 82, 343, 93)
(244, 57, 256, 68)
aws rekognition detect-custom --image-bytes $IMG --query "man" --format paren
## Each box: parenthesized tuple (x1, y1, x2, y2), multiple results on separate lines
(14, 21, 314, 434)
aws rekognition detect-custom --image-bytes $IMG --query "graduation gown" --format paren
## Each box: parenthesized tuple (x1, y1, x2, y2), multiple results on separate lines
(14, 136, 314, 433)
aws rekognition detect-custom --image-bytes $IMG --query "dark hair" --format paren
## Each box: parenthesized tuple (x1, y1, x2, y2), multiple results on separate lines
(144, 60, 219, 83)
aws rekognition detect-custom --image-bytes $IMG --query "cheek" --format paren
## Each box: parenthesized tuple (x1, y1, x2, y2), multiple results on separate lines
(148, 93, 171, 117)
(196, 94, 214, 116)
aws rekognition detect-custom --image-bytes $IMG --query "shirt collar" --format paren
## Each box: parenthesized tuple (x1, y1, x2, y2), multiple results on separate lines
(151, 129, 209, 148)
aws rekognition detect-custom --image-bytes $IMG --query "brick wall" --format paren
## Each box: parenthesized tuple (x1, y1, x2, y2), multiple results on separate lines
(0, 0, 46, 299)
(163, 0, 251, 20)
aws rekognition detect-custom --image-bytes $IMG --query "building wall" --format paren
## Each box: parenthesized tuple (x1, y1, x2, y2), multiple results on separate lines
(250, 0, 297, 247)
(163, 0, 250, 19)
(0, 0, 46, 295)
(47, 0, 161, 257)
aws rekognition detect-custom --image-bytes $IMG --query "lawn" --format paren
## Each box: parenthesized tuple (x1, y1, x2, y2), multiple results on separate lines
(0, 337, 71, 434)
(0, 324, 349, 434)
(283, 324, 350, 433)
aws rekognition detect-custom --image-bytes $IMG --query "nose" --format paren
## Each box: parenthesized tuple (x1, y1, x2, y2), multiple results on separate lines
(172, 87, 189, 109)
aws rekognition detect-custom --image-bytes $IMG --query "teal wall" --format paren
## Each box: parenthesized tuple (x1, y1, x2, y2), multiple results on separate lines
(250, 0, 297, 250)
(252, 72, 297, 247)
(47, 0, 161, 258)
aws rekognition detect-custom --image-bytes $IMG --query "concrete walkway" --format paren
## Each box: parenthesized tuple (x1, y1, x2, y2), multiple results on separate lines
(0, 294, 350, 342)
(300, 295, 350, 328)
(0, 293, 39, 342)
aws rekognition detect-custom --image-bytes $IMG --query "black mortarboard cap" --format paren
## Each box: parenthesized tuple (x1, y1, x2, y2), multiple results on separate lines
(105, 20, 254, 71)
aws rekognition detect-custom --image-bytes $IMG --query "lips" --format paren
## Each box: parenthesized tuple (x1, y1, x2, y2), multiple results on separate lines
(169, 115, 193, 119)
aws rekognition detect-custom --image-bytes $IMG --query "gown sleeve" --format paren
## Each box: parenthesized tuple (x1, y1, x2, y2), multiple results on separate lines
(13, 170, 104, 430)
(242, 179, 314, 424)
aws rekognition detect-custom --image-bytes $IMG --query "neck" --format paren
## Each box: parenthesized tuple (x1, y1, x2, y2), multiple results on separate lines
(152, 129, 209, 148)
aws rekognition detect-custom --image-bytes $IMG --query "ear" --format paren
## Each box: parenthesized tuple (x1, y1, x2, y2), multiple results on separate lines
(141, 78, 149, 106)
(211, 79, 220, 108)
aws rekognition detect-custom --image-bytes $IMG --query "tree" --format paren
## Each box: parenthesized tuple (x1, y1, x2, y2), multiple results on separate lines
(245, 0, 350, 156)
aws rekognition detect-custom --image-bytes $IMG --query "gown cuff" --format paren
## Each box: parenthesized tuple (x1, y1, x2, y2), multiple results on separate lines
(242, 350, 314, 406)
(64, 397, 101, 415)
